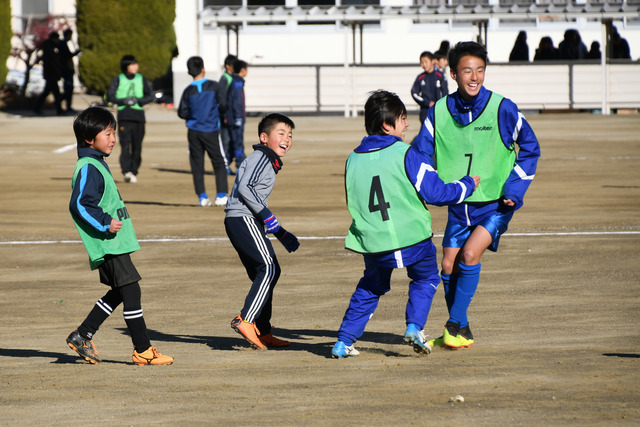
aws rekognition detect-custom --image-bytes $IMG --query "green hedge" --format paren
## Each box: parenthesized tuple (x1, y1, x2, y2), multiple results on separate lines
(76, 0, 176, 93)
(0, 0, 11, 84)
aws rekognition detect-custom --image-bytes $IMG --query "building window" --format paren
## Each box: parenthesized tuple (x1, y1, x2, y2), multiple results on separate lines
(204, 0, 242, 6)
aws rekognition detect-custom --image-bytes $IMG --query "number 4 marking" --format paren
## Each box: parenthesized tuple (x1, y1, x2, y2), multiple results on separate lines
(369, 175, 390, 221)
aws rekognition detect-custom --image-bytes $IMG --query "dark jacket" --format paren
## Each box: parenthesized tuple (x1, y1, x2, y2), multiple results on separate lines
(226, 74, 246, 126)
(106, 73, 154, 122)
(178, 78, 227, 133)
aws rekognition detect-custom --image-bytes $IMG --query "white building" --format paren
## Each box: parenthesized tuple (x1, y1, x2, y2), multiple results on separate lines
(9, 0, 640, 114)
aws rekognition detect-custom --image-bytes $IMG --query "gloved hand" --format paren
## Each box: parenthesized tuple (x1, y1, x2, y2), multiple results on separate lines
(125, 97, 137, 106)
(264, 214, 280, 234)
(234, 118, 243, 127)
(274, 228, 299, 253)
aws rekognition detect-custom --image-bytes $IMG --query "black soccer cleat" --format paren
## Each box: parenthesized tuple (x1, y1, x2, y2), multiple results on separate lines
(66, 330, 101, 364)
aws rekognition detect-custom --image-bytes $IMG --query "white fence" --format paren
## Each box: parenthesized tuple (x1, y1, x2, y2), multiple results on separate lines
(235, 62, 640, 115)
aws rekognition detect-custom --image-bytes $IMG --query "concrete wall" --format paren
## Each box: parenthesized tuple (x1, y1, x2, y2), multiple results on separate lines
(221, 62, 640, 115)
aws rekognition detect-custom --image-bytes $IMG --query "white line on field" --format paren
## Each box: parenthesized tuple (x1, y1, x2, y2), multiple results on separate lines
(54, 144, 76, 153)
(1, 231, 639, 246)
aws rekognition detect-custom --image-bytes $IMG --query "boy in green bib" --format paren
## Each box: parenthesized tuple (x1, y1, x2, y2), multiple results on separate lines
(106, 55, 154, 184)
(332, 90, 479, 358)
(413, 42, 540, 349)
(66, 107, 173, 366)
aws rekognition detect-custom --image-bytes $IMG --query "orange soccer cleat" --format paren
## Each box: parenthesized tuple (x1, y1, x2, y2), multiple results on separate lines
(132, 347, 174, 365)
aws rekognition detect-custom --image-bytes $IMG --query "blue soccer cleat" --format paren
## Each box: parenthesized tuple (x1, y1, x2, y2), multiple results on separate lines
(403, 323, 432, 355)
(331, 340, 360, 359)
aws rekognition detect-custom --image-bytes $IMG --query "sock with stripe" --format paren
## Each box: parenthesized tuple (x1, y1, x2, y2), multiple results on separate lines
(77, 288, 122, 339)
(120, 282, 151, 353)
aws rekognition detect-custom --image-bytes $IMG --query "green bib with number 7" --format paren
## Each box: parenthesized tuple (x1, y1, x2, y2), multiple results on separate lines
(434, 92, 515, 202)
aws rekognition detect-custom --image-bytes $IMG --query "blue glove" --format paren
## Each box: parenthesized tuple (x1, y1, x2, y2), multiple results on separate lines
(264, 214, 280, 234)
(234, 118, 243, 127)
(274, 228, 299, 253)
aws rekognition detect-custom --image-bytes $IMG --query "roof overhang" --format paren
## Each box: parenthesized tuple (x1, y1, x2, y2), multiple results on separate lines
(199, 4, 640, 25)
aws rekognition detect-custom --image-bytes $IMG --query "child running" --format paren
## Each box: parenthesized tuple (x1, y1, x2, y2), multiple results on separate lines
(66, 107, 173, 365)
(225, 113, 300, 350)
(413, 41, 540, 349)
(332, 90, 479, 358)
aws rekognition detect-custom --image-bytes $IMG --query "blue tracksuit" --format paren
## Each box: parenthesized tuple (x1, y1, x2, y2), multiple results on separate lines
(177, 78, 226, 133)
(226, 74, 246, 167)
(412, 86, 540, 329)
(411, 71, 439, 124)
(337, 134, 476, 346)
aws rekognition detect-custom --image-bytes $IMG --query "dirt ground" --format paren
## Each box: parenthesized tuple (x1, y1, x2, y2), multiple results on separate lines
(1, 96, 639, 426)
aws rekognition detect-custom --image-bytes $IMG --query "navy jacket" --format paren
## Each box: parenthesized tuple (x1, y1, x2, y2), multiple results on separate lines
(69, 147, 115, 235)
(226, 74, 245, 126)
(178, 78, 226, 133)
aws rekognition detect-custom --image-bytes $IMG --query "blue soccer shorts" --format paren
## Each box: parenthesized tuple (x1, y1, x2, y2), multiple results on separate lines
(442, 210, 514, 252)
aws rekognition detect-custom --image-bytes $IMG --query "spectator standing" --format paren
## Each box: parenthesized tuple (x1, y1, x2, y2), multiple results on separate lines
(410, 51, 438, 124)
(534, 36, 560, 61)
(559, 29, 588, 60)
(177, 56, 229, 207)
(587, 41, 602, 60)
(434, 51, 449, 100)
(226, 59, 248, 170)
(58, 29, 80, 113)
(608, 24, 631, 60)
(219, 54, 237, 174)
(33, 32, 63, 116)
(509, 31, 529, 62)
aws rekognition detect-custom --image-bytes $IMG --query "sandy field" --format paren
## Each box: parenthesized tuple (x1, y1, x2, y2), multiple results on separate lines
(0, 96, 639, 426)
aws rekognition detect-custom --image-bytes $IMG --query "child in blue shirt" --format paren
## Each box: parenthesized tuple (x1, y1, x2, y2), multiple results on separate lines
(178, 56, 229, 207)
(67, 107, 173, 365)
(413, 41, 540, 349)
(332, 90, 479, 358)
(226, 59, 248, 171)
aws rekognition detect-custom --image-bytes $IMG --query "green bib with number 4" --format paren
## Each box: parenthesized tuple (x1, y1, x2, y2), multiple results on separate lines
(345, 141, 432, 254)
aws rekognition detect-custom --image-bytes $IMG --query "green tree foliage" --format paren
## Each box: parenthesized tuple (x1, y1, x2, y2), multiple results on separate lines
(76, 0, 176, 93)
(0, 0, 11, 84)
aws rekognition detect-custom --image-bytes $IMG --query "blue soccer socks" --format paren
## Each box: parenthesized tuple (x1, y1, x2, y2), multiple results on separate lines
(448, 262, 481, 328)
(441, 272, 459, 314)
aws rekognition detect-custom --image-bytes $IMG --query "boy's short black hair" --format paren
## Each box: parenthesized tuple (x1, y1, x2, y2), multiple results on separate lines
(419, 51, 434, 60)
(73, 107, 117, 148)
(187, 56, 204, 77)
(120, 54, 138, 74)
(224, 54, 237, 67)
(258, 113, 295, 137)
(233, 59, 248, 74)
(364, 90, 407, 136)
(448, 41, 487, 74)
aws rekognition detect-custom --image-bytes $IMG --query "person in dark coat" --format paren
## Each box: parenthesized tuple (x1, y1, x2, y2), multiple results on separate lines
(33, 32, 63, 115)
(534, 36, 560, 61)
(509, 31, 529, 62)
